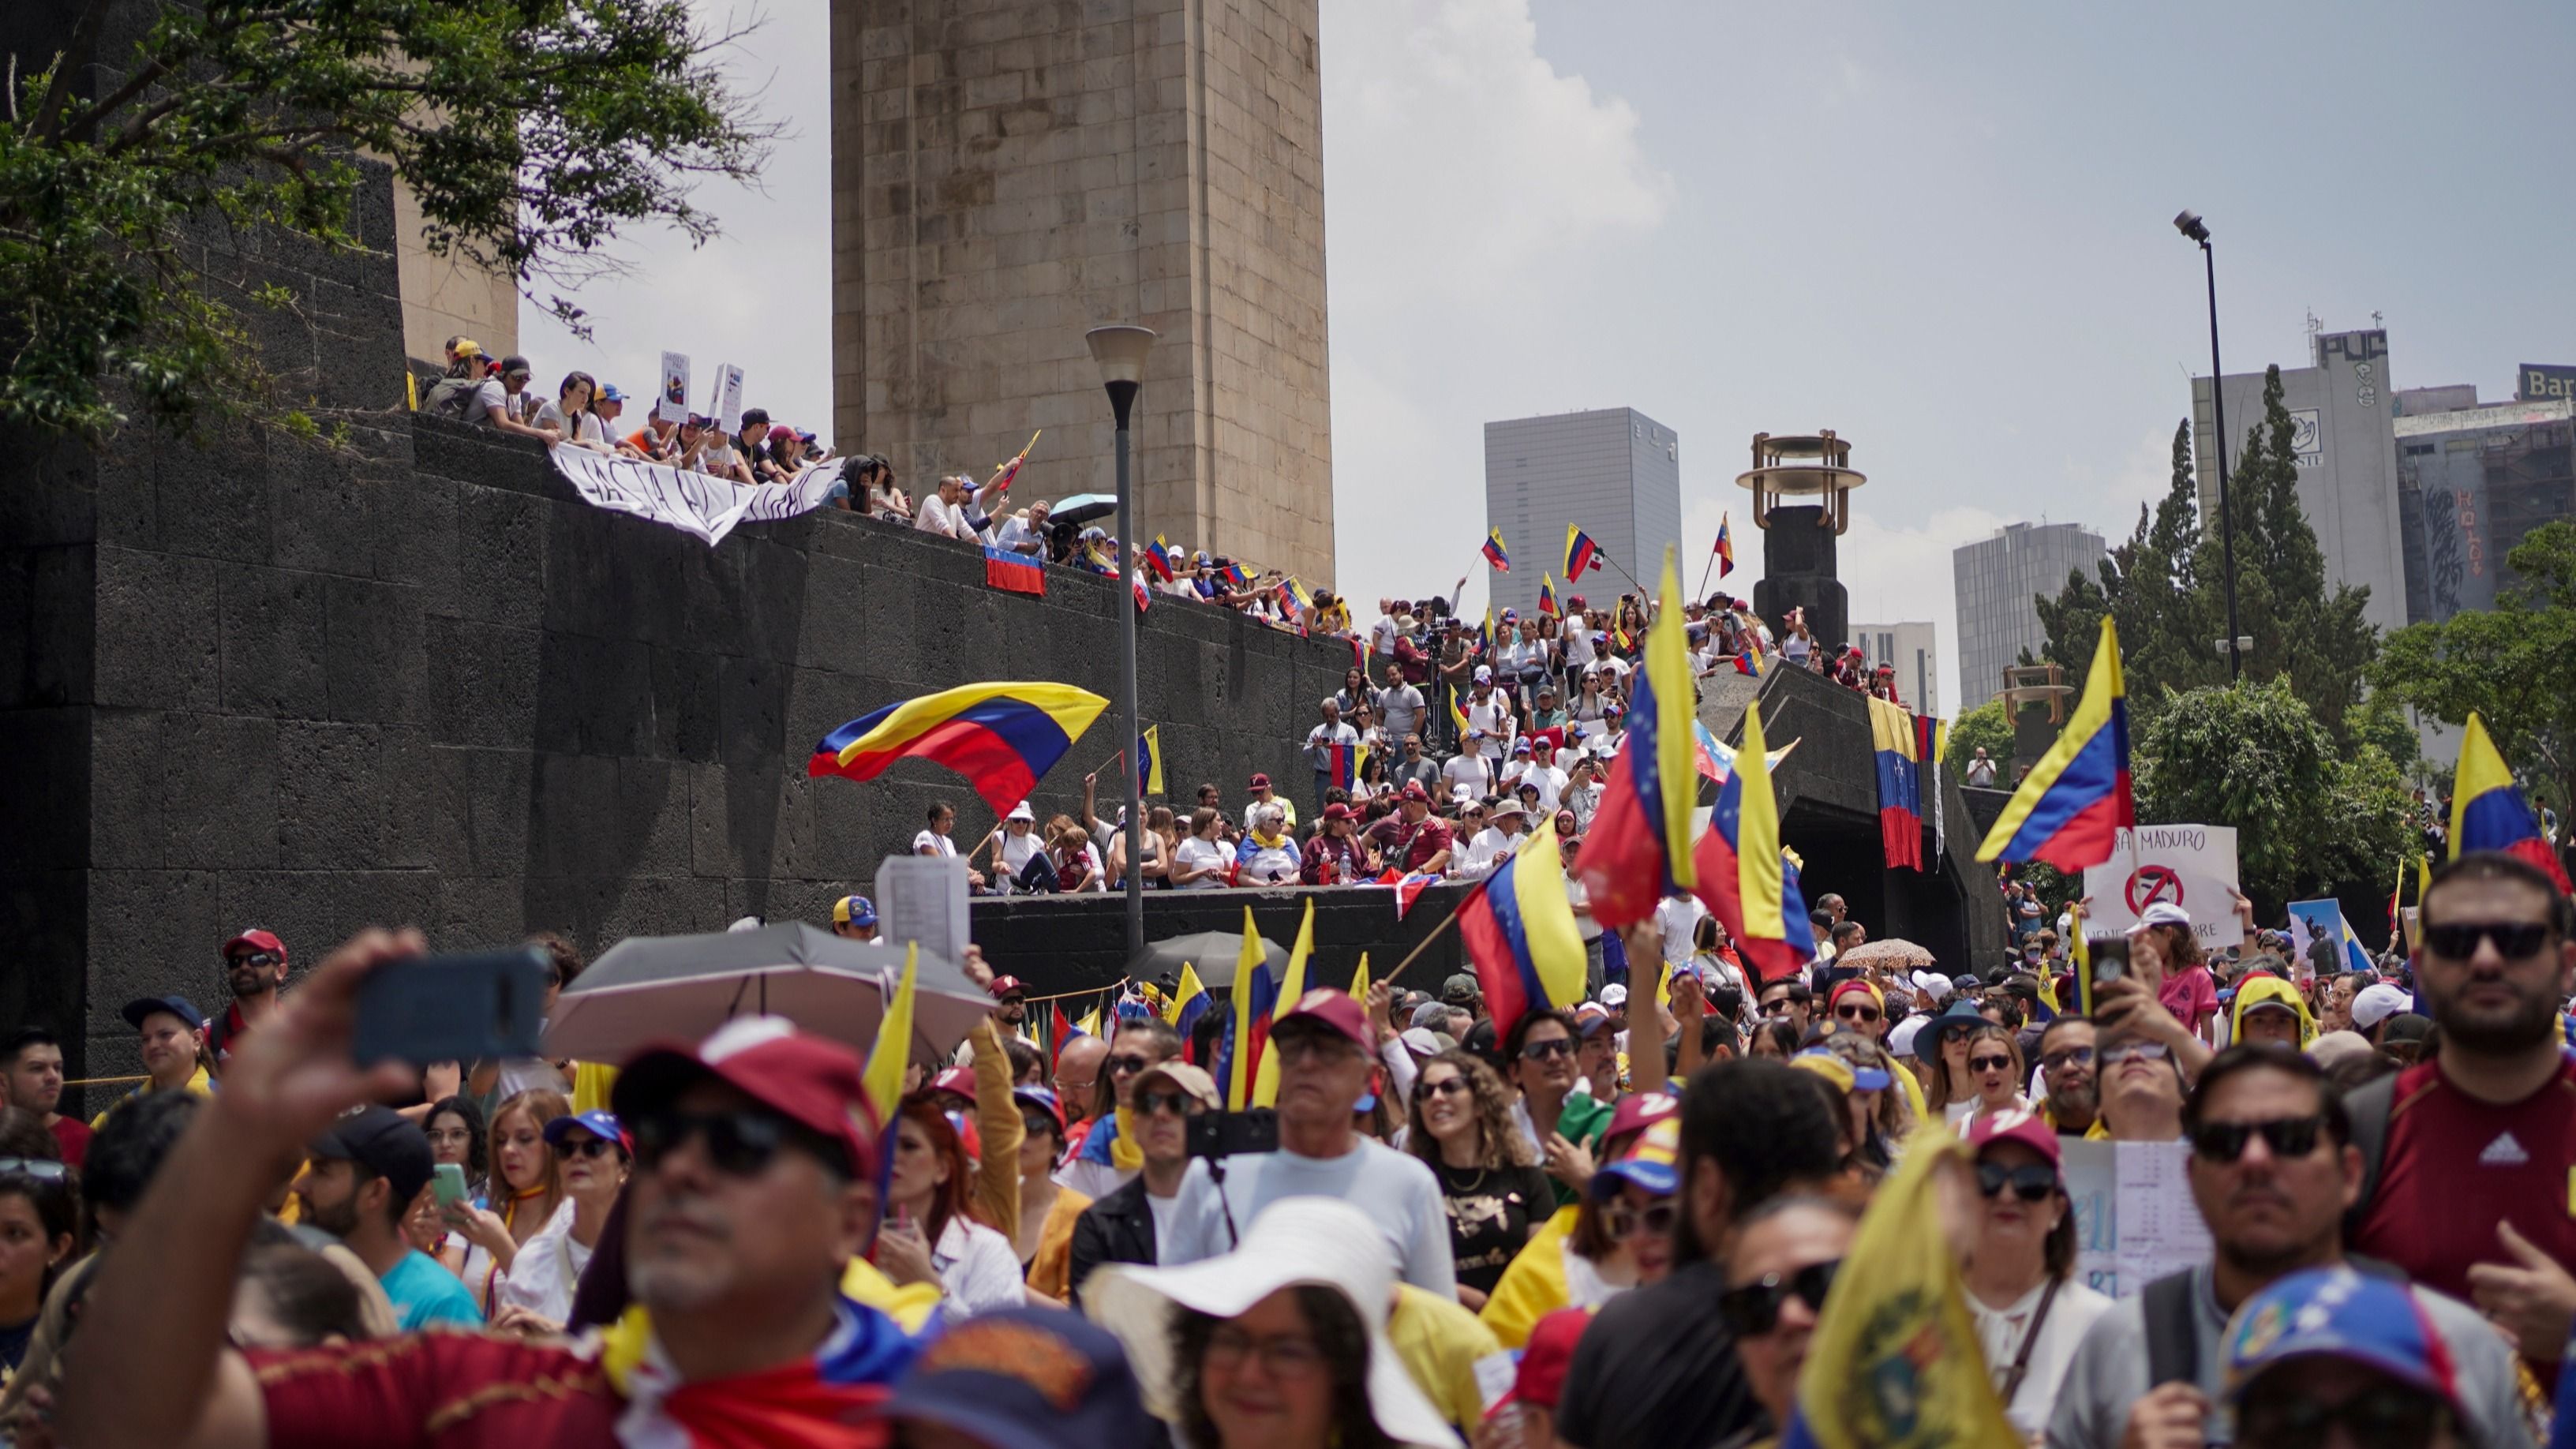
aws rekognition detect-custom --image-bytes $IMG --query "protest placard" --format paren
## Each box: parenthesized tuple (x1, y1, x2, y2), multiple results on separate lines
(657, 351, 690, 424)
(712, 363, 745, 436)
(2080, 825, 2244, 949)
(876, 855, 971, 974)
(2062, 1139, 2211, 1298)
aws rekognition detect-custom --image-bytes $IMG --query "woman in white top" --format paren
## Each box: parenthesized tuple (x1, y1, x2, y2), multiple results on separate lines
(532, 373, 613, 451)
(1958, 1113, 2112, 1438)
(492, 1110, 629, 1331)
(988, 803, 1046, 892)
(1171, 807, 1230, 889)
(1949, 1023, 2031, 1129)
(878, 1102, 1025, 1320)
(444, 1088, 568, 1313)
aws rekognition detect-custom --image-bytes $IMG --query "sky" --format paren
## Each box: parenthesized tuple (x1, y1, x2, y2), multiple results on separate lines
(522, 0, 2576, 713)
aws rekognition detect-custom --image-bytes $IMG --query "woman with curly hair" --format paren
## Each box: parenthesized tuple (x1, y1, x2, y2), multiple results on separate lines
(1403, 1051, 1551, 1309)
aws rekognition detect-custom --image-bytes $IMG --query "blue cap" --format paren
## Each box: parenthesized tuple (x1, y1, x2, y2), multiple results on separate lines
(598, 384, 626, 402)
(2222, 1267, 2459, 1410)
(1849, 1065, 1893, 1091)
(1589, 1116, 1681, 1200)
(122, 994, 204, 1031)
(885, 1306, 1151, 1449)
(1354, 1092, 1379, 1114)
(834, 895, 877, 929)
(543, 1110, 625, 1151)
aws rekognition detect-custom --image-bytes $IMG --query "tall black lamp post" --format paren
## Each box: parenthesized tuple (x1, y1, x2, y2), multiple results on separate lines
(2176, 210, 2245, 682)
(1086, 324, 1156, 954)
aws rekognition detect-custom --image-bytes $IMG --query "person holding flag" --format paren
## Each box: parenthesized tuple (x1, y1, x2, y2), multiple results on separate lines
(1484, 527, 1511, 571)
(1302, 696, 1362, 819)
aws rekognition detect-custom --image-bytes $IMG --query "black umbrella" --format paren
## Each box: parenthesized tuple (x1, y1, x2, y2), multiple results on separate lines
(1129, 929, 1288, 991)
(545, 923, 993, 1063)
(1050, 492, 1118, 527)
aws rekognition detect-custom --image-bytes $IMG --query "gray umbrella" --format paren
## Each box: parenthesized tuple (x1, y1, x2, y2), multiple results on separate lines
(544, 923, 993, 1065)
(1129, 929, 1288, 991)
(1049, 492, 1118, 526)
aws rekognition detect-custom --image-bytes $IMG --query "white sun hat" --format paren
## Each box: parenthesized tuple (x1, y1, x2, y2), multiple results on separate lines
(1081, 1196, 1462, 1448)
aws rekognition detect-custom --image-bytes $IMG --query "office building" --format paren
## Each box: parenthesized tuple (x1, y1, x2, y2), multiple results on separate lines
(2189, 328, 2409, 635)
(1848, 620, 1941, 717)
(2392, 386, 2576, 623)
(1484, 408, 1683, 620)
(1952, 522, 2106, 712)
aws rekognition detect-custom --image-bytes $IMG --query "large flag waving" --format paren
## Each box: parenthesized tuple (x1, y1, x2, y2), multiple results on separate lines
(1458, 813, 1589, 1040)
(1781, 1125, 2018, 1448)
(1251, 900, 1317, 1107)
(2450, 711, 2573, 888)
(1975, 616, 2131, 871)
(1579, 546, 1697, 927)
(1563, 524, 1604, 578)
(1691, 702, 1816, 984)
(811, 682, 1110, 817)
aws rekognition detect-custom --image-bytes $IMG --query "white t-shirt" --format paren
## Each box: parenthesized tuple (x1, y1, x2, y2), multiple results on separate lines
(492, 1198, 591, 1326)
(1466, 695, 1513, 760)
(931, 1217, 1028, 1320)
(531, 401, 609, 447)
(1653, 895, 1708, 965)
(1144, 1189, 1183, 1260)
(467, 378, 510, 424)
(992, 828, 1043, 886)
(1441, 752, 1492, 799)
(1971, 1277, 2114, 1440)
(915, 492, 975, 541)
(1511, 762, 1567, 814)
(913, 829, 959, 858)
(1174, 834, 1230, 889)
(1563, 615, 1596, 670)
(1162, 1140, 1456, 1296)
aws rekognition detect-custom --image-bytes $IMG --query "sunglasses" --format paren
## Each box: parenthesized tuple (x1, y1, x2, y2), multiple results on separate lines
(1134, 1089, 1197, 1117)
(1108, 1053, 1156, 1076)
(1519, 1038, 1575, 1061)
(0, 1158, 69, 1182)
(2039, 1046, 2095, 1071)
(1717, 1259, 1840, 1338)
(1833, 1003, 1881, 1024)
(2238, 1386, 2451, 1449)
(1414, 1076, 1471, 1102)
(559, 1136, 622, 1161)
(2188, 1114, 2324, 1164)
(1975, 1161, 2057, 1202)
(630, 1108, 831, 1179)
(2423, 921, 2552, 960)
(2102, 1041, 2170, 1065)
(227, 952, 282, 968)
(1968, 1054, 2015, 1073)
(1601, 1200, 1678, 1241)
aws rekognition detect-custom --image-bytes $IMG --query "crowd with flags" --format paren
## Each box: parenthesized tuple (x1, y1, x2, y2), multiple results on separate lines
(31, 522, 2576, 1449)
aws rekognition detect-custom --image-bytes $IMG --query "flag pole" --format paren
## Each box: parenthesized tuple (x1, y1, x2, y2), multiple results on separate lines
(1380, 890, 1472, 987)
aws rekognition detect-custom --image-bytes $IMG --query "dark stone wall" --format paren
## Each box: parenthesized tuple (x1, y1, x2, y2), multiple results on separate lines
(0, 166, 1351, 1103)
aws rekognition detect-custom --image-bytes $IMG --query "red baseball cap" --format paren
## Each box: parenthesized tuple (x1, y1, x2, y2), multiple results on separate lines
(1492, 1307, 1590, 1416)
(224, 928, 286, 962)
(612, 1017, 879, 1180)
(1322, 801, 1352, 821)
(1400, 780, 1429, 802)
(1271, 987, 1372, 1054)
(988, 975, 1028, 1001)
(1249, 772, 1271, 789)
(929, 1066, 977, 1100)
(1963, 1108, 2062, 1170)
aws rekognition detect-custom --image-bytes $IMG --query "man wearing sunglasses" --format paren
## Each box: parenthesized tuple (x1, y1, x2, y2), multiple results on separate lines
(1715, 1195, 1857, 1446)
(1163, 988, 1455, 1295)
(62, 929, 928, 1447)
(1068, 1060, 1219, 1305)
(2353, 852, 2576, 1352)
(1058, 1018, 1183, 1200)
(211, 928, 290, 1073)
(1823, 979, 1889, 1044)
(2046, 1045, 2525, 1449)
(1503, 1009, 1613, 1206)
(2031, 1018, 2099, 1137)
(1756, 979, 1812, 1036)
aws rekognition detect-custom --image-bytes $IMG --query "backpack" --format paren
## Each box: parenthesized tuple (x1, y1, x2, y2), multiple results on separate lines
(421, 375, 485, 421)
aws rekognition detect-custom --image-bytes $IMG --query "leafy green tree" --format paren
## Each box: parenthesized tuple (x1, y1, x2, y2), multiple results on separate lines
(2037, 420, 2222, 701)
(3, 0, 768, 440)
(1943, 698, 2012, 783)
(2132, 677, 2413, 918)
(2375, 519, 2576, 810)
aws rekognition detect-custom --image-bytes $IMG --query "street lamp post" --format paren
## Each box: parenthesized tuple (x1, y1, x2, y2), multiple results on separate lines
(1086, 324, 1157, 957)
(2175, 210, 2244, 683)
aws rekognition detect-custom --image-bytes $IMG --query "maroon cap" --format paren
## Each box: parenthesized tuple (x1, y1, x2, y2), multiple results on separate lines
(929, 1065, 977, 1100)
(1963, 1108, 2062, 1169)
(1600, 1091, 1679, 1151)
(613, 1018, 879, 1179)
(1249, 772, 1271, 789)
(1322, 801, 1352, 821)
(1271, 987, 1372, 1054)
(1400, 781, 1429, 802)
(987, 975, 1027, 1001)
(225, 928, 286, 962)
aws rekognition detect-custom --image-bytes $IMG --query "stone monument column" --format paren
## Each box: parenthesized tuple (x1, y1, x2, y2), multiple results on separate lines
(1737, 432, 1863, 652)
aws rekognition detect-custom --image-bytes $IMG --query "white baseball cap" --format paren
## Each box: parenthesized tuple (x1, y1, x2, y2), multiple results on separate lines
(2135, 902, 2192, 930)
(2352, 982, 2412, 1031)
(1600, 983, 1630, 1009)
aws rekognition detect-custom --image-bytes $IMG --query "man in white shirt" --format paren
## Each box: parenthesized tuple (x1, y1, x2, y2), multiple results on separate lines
(1562, 601, 1596, 673)
(1653, 893, 1708, 972)
(1459, 799, 1527, 881)
(1511, 737, 1569, 814)
(913, 801, 987, 890)
(1160, 990, 1455, 1295)
(1465, 670, 1513, 762)
(1440, 743, 1492, 801)
(913, 474, 977, 541)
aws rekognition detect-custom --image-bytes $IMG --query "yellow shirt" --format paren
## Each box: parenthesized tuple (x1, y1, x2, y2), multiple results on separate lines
(90, 1063, 213, 1129)
(1388, 1284, 1514, 1436)
(1025, 1187, 1092, 1301)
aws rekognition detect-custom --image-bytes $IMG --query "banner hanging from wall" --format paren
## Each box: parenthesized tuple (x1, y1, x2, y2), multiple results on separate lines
(546, 446, 845, 546)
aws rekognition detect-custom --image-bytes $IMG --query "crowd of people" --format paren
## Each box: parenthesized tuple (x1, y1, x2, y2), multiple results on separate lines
(419, 337, 830, 485)
(3, 846, 2573, 1447)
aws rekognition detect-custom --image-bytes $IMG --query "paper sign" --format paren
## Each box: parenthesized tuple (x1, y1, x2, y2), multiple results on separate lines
(876, 855, 970, 972)
(657, 351, 691, 424)
(712, 364, 745, 436)
(2080, 826, 2244, 949)
(2061, 1139, 2211, 1298)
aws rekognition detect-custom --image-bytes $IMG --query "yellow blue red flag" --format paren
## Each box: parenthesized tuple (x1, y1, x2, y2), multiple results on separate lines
(1483, 528, 1511, 571)
(859, 942, 919, 1128)
(1251, 900, 1316, 1108)
(2450, 711, 2572, 888)
(1219, 908, 1277, 1110)
(1458, 814, 1589, 1040)
(1578, 546, 1697, 927)
(1564, 524, 1603, 578)
(1975, 616, 2131, 871)
(1715, 511, 1735, 578)
(811, 682, 1109, 818)
(1867, 697, 1924, 871)
(1690, 702, 1816, 984)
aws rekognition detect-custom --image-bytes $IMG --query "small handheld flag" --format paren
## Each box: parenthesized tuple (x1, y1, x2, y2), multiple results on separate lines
(1690, 702, 1817, 984)
(988, 429, 1042, 492)
(811, 682, 1110, 817)
(1219, 908, 1279, 1110)
(1537, 574, 1560, 620)
(1563, 524, 1603, 578)
(1975, 616, 2132, 871)
(1483, 528, 1511, 571)
(1715, 512, 1735, 578)
(1145, 533, 1176, 583)
(1137, 724, 1165, 796)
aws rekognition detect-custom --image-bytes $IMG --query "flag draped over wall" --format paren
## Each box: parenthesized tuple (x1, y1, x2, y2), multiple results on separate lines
(983, 544, 1046, 596)
(1868, 697, 1923, 872)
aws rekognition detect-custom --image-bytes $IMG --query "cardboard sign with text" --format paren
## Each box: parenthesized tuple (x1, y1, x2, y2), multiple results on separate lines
(657, 351, 690, 424)
(2080, 825, 2244, 949)
(712, 364, 745, 436)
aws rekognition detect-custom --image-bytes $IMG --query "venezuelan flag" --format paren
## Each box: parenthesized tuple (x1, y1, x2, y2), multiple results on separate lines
(1145, 533, 1175, 582)
(988, 429, 1040, 492)
(1483, 528, 1511, 571)
(1732, 651, 1762, 678)
(1578, 548, 1698, 928)
(1218, 908, 1279, 1110)
(1715, 511, 1735, 579)
(1137, 724, 1164, 796)
(1252, 900, 1316, 1107)
(1537, 573, 1559, 620)
(1975, 616, 2131, 871)
(1449, 685, 1473, 743)
(811, 682, 1109, 818)
(860, 942, 919, 1128)
(983, 543, 1046, 597)
(1325, 740, 1366, 793)
(1563, 524, 1603, 578)
(1690, 702, 1817, 984)
(1691, 718, 1725, 784)
(1782, 1126, 2017, 1448)
(1867, 696, 1924, 871)
(1458, 814, 1589, 1040)
(2450, 711, 2573, 888)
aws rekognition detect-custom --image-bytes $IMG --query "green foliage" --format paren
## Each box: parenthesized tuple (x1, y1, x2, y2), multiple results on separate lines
(2, 0, 769, 440)
(2374, 519, 2576, 808)
(1944, 698, 2012, 782)
(2038, 376, 2379, 741)
(2132, 677, 2413, 912)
